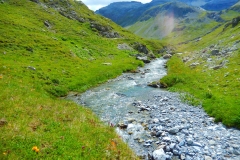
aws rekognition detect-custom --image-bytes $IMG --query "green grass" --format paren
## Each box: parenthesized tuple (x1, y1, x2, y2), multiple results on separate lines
(0, 0, 165, 159)
(161, 20, 240, 128)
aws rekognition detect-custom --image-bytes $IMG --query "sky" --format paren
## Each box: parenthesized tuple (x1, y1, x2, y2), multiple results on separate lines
(80, 0, 152, 11)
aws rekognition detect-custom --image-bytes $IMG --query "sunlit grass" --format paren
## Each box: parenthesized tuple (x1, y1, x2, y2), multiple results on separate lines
(0, 0, 166, 159)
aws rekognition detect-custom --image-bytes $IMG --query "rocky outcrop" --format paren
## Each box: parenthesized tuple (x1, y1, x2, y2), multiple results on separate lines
(131, 42, 149, 55)
(232, 16, 240, 27)
(206, 12, 224, 22)
(90, 22, 120, 38)
(117, 43, 133, 50)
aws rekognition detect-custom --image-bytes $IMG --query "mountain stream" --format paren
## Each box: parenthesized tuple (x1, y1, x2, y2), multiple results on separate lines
(69, 59, 240, 160)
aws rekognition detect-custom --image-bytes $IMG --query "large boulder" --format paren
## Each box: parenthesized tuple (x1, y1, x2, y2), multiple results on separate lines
(163, 54, 172, 59)
(136, 56, 151, 63)
(132, 42, 149, 54)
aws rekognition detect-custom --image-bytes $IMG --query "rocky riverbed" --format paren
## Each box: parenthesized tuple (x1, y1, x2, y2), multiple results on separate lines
(69, 59, 240, 160)
(116, 91, 240, 160)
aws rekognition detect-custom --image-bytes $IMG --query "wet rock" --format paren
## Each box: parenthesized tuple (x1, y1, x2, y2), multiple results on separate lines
(148, 81, 161, 88)
(136, 56, 151, 63)
(152, 148, 167, 160)
(118, 121, 128, 129)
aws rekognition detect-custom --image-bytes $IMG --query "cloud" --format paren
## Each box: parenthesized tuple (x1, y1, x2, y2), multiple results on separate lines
(80, 0, 152, 11)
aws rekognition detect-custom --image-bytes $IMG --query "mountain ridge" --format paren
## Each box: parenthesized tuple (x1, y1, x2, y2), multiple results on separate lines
(96, 0, 239, 28)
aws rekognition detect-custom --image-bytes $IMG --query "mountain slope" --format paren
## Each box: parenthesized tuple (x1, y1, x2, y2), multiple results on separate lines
(0, 0, 164, 159)
(127, 1, 211, 39)
(202, 0, 239, 11)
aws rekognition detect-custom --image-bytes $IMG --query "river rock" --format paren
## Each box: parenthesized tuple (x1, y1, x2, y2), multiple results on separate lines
(136, 56, 151, 63)
(168, 128, 179, 134)
(153, 148, 167, 160)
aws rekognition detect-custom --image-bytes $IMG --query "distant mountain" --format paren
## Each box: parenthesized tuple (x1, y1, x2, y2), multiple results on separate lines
(126, 1, 205, 39)
(96, 0, 239, 27)
(95, 1, 143, 26)
(202, 0, 239, 11)
(96, 0, 170, 27)
(230, 1, 240, 12)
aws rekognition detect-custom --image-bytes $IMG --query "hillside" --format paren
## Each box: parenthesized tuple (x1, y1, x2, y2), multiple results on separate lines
(0, 0, 165, 159)
(159, 16, 240, 128)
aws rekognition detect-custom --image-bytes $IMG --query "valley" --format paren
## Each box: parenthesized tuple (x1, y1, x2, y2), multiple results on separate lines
(0, 0, 239, 159)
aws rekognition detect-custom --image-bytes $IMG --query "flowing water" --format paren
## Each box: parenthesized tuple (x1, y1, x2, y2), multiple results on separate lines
(76, 58, 167, 125)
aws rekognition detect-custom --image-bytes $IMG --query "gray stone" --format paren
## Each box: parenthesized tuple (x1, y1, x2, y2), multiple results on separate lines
(204, 156, 212, 160)
(209, 140, 216, 145)
(186, 138, 193, 145)
(211, 49, 220, 55)
(118, 121, 128, 129)
(162, 137, 171, 142)
(117, 43, 133, 50)
(179, 140, 185, 146)
(28, 66, 36, 71)
(192, 142, 202, 147)
(169, 143, 176, 149)
(163, 54, 172, 59)
(44, 20, 51, 28)
(136, 56, 151, 63)
(152, 148, 167, 160)
(168, 128, 179, 134)
(233, 149, 240, 155)
(173, 149, 180, 155)
(190, 62, 200, 67)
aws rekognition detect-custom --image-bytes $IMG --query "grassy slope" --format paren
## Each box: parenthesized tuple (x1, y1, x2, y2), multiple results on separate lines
(160, 18, 240, 128)
(0, 0, 165, 159)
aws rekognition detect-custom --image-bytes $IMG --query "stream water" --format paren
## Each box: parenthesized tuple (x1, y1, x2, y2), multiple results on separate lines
(76, 59, 167, 125)
(69, 58, 240, 160)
